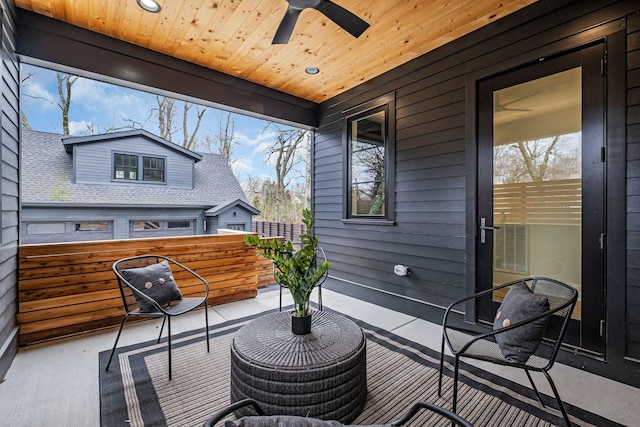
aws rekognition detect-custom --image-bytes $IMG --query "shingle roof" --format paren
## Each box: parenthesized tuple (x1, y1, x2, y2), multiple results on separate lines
(21, 129, 250, 208)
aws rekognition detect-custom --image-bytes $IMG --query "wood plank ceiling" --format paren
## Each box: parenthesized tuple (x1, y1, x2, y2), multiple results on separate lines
(15, 0, 538, 103)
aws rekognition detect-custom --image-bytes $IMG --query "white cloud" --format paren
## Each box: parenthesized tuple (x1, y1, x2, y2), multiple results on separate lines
(72, 78, 148, 120)
(22, 80, 56, 110)
(68, 120, 94, 135)
(232, 157, 254, 176)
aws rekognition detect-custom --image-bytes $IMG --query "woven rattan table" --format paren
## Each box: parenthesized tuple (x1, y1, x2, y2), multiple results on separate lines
(230, 311, 367, 423)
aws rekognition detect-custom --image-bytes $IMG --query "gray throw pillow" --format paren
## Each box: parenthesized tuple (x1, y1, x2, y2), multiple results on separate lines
(122, 260, 182, 312)
(493, 282, 550, 363)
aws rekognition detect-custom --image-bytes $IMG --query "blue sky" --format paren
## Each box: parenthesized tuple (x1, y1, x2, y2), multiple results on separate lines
(20, 63, 303, 185)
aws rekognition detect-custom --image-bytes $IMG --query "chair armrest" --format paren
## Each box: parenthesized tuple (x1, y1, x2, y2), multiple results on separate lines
(442, 280, 516, 328)
(203, 399, 266, 427)
(389, 401, 474, 427)
(445, 282, 577, 361)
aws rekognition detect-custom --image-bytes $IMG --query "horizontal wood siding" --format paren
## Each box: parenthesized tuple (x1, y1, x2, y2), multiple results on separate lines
(17, 234, 259, 345)
(73, 135, 195, 188)
(0, 0, 20, 378)
(627, 10, 640, 361)
(315, 0, 637, 318)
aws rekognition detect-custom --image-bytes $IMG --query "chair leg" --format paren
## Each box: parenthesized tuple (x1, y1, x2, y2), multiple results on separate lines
(167, 316, 172, 381)
(204, 300, 210, 353)
(105, 314, 129, 371)
(452, 356, 460, 414)
(524, 369, 545, 407)
(317, 284, 323, 311)
(543, 370, 572, 427)
(279, 285, 283, 312)
(158, 316, 167, 343)
(438, 336, 446, 397)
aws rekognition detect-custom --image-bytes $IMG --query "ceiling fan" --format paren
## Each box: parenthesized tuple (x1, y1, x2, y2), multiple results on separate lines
(272, 0, 370, 45)
(494, 92, 539, 113)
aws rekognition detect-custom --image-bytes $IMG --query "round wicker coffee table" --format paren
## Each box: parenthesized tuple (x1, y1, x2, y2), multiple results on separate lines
(230, 311, 367, 423)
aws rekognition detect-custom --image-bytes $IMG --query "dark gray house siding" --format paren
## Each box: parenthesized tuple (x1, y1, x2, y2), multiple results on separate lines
(314, 0, 639, 385)
(628, 12, 640, 363)
(0, 0, 19, 379)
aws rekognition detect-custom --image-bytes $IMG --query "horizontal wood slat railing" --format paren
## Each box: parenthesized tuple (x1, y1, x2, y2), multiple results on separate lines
(17, 233, 274, 345)
(494, 178, 581, 225)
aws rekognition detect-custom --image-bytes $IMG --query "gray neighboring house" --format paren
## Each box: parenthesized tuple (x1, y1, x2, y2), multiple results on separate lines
(20, 129, 259, 244)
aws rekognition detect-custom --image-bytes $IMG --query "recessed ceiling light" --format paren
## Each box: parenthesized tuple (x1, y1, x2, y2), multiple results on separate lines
(137, 0, 161, 13)
(305, 67, 320, 75)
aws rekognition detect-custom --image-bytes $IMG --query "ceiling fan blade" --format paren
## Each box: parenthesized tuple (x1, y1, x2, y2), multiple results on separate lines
(316, 0, 369, 38)
(272, 7, 302, 44)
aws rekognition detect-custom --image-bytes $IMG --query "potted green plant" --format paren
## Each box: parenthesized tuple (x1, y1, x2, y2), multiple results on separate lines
(244, 208, 330, 334)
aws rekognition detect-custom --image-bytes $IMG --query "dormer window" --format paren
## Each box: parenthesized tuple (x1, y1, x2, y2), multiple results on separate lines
(114, 153, 137, 180)
(114, 152, 166, 183)
(144, 156, 165, 182)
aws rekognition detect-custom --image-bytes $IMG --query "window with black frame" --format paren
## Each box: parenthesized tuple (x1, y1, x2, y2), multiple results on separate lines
(114, 153, 138, 180)
(344, 93, 395, 222)
(143, 156, 165, 182)
(114, 153, 166, 183)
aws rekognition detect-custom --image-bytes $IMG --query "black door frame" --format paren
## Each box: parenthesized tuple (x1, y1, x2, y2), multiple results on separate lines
(463, 21, 627, 378)
(476, 44, 605, 354)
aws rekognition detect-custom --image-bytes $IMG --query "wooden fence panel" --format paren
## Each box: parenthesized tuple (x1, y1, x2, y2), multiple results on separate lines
(494, 178, 581, 225)
(17, 234, 259, 345)
(252, 220, 306, 243)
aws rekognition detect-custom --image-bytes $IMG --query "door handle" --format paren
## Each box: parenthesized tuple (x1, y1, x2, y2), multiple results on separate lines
(480, 217, 500, 244)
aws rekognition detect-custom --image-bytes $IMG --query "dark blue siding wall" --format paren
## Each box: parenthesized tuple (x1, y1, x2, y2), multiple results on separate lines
(0, 0, 19, 378)
(315, 0, 640, 381)
(627, 12, 640, 362)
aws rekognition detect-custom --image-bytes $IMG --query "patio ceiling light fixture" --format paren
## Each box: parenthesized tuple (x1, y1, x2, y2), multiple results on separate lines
(305, 67, 320, 75)
(137, 0, 161, 13)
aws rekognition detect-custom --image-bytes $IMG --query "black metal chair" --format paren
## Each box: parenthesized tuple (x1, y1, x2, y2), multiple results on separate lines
(105, 254, 210, 380)
(438, 277, 578, 426)
(203, 398, 475, 427)
(278, 245, 328, 312)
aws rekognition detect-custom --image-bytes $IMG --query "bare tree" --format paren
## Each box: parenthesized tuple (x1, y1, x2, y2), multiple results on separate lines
(20, 72, 36, 130)
(264, 124, 308, 195)
(153, 96, 176, 141)
(182, 103, 206, 151)
(76, 117, 144, 135)
(56, 73, 78, 134)
(494, 136, 581, 184)
(351, 140, 385, 215)
(205, 112, 238, 165)
(152, 96, 207, 149)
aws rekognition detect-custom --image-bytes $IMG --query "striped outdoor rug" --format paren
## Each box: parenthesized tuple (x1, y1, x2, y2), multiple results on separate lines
(99, 310, 618, 427)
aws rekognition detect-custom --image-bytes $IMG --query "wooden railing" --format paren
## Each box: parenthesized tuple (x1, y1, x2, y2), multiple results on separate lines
(217, 229, 277, 288)
(494, 178, 581, 225)
(17, 234, 265, 345)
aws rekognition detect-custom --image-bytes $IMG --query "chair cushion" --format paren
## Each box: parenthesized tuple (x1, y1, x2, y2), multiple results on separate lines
(122, 260, 182, 312)
(225, 416, 385, 427)
(493, 282, 550, 363)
